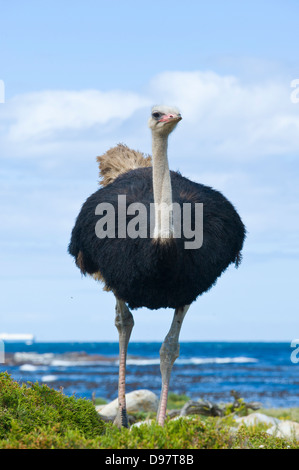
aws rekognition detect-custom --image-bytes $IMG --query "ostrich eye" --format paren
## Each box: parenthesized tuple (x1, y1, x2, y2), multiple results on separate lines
(152, 112, 162, 119)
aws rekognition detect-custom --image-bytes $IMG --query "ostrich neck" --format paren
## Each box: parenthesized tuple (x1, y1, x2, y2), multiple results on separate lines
(152, 133, 173, 239)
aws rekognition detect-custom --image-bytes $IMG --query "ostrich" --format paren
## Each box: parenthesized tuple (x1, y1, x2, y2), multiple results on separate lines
(68, 105, 246, 427)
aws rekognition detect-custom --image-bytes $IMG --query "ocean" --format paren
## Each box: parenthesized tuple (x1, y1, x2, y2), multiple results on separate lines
(1, 341, 298, 408)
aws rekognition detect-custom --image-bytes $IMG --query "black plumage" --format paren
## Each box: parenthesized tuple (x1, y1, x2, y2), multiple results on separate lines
(68, 166, 246, 310)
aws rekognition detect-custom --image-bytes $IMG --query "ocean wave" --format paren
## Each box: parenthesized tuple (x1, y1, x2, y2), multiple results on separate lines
(126, 358, 161, 366)
(41, 375, 58, 382)
(127, 356, 258, 366)
(14, 352, 54, 365)
(51, 359, 113, 367)
(13, 352, 115, 367)
(177, 356, 258, 365)
(19, 364, 48, 372)
(13, 352, 257, 368)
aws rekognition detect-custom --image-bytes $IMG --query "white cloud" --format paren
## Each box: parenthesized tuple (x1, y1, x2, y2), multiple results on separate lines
(0, 89, 150, 149)
(150, 71, 299, 158)
(1, 70, 299, 162)
(1, 69, 299, 259)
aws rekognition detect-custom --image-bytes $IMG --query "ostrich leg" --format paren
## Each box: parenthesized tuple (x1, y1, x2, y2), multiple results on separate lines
(157, 305, 190, 426)
(114, 298, 134, 428)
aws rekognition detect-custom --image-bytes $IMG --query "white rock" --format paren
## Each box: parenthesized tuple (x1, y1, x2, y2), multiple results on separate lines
(171, 415, 197, 422)
(234, 412, 280, 428)
(130, 419, 154, 428)
(267, 420, 299, 440)
(97, 389, 159, 419)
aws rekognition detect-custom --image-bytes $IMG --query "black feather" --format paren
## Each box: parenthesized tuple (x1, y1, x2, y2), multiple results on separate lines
(68, 167, 246, 310)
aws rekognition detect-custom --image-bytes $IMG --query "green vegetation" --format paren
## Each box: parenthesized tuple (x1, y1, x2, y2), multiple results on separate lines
(0, 372, 105, 448)
(99, 416, 298, 449)
(260, 407, 299, 423)
(94, 396, 108, 406)
(0, 372, 298, 449)
(167, 392, 190, 410)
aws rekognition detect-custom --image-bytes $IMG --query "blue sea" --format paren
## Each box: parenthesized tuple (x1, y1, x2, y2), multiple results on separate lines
(1, 342, 298, 408)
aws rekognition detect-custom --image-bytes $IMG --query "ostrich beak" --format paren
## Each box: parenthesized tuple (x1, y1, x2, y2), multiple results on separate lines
(159, 113, 182, 123)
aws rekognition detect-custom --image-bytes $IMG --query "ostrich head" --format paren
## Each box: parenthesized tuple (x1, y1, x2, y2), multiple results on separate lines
(148, 105, 182, 136)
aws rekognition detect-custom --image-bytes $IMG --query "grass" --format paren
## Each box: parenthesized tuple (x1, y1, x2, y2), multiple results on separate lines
(94, 397, 108, 406)
(260, 407, 299, 422)
(99, 416, 298, 449)
(167, 392, 190, 410)
(0, 372, 105, 448)
(0, 372, 298, 449)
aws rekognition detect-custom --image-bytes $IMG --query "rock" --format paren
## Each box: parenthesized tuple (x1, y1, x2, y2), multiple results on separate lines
(234, 412, 280, 428)
(180, 399, 224, 417)
(267, 420, 299, 440)
(167, 409, 181, 419)
(97, 389, 159, 419)
(171, 415, 198, 422)
(130, 419, 154, 428)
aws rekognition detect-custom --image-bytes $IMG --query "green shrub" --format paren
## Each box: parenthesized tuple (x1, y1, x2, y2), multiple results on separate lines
(1, 373, 298, 449)
(96, 415, 298, 449)
(167, 393, 190, 410)
(0, 372, 105, 448)
(259, 408, 299, 423)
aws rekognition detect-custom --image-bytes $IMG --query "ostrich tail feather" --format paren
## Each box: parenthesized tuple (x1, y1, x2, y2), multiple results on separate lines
(97, 143, 152, 187)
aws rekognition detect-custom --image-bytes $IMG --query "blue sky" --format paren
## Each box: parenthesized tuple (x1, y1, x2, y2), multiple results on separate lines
(0, 0, 299, 341)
